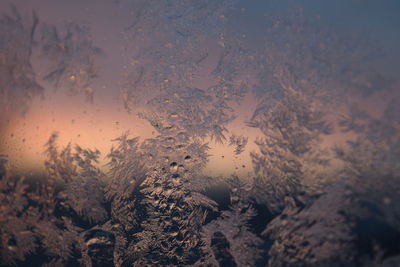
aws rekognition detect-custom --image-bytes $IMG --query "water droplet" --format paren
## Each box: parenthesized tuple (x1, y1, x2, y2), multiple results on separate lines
(169, 112, 178, 118)
(178, 165, 185, 172)
(165, 137, 175, 143)
(383, 197, 391, 205)
(170, 162, 178, 172)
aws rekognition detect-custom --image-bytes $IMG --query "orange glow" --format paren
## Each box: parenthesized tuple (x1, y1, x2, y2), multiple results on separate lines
(1, 89, 261, 178)
(2, 83, 397, 178)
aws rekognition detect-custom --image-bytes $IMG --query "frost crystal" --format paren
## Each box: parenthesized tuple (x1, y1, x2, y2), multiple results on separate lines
(0, 5, 43, 115)
(229, 134, 248, 155)
(40, 23, 101, 102)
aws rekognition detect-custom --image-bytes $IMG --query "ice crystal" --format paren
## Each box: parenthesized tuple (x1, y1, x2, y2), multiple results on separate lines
(255, 9, 389, 102)
(0, 168, 38, 265)
(265, 173, 400, 267)
(112, 169, 217, 266)
(0, 156, 83, 266)
(248, 87, 331, 213)
(146, 86, 236, 143)
(2, 3, 400, 266)
(335, 95, 400, 178)
(40, 23, 101, 102)
(0, 5, 43, 115)
(118, 0, 247, 117)
(202, 207, 264, 267)
(229, 134, 248, 155)
(44, 133, 108, 224)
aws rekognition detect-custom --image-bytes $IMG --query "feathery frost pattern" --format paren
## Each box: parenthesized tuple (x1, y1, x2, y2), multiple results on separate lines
(1, 2, 400, 267)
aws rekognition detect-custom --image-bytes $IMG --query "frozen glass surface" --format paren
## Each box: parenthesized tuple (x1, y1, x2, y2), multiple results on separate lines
(1, 0, 400, 266)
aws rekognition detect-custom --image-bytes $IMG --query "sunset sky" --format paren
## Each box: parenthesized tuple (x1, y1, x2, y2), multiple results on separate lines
(1, 0, 399, 178)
